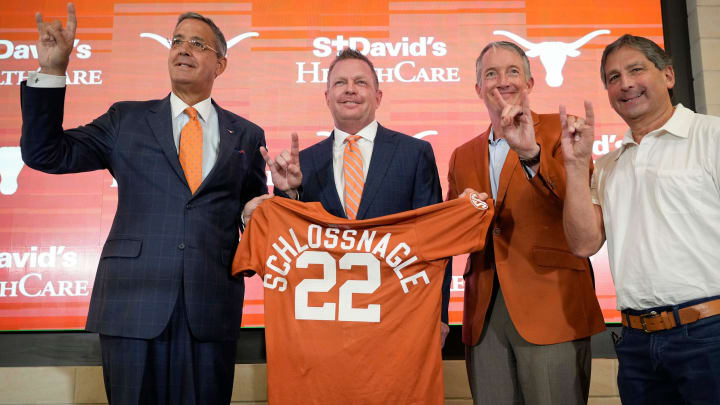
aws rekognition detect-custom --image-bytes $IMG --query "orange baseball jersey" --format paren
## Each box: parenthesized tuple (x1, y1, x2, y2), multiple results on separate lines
(232, 194, 494, 405)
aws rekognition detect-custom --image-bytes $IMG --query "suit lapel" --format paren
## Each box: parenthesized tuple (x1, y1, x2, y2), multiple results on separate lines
(313, 134, 345, 217)
(147, 96, 187, 187)
(496, 148, 519, 208)
(357, 124, 399, 219)
(472, 128, 492, 197)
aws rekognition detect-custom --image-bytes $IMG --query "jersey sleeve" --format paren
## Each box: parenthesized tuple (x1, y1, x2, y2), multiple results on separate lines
(231, 200, 271, 277)
(415, 194, 494, 261)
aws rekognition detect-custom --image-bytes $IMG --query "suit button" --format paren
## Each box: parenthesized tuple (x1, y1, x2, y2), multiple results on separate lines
(178, 243, 185, 250)
(185, 204, 192, 209)
(493, 227, 501, 236)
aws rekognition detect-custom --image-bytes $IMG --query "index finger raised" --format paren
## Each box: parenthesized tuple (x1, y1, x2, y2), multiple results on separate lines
(259, 146, 274, 167)
(559, 104, 568, 128)
(491, 88, 509, 109)
(520, 88, 531, 115)
(584, 100, 595, 127)
(66, 3, 77, 37)
(36, 12, 46, 36)
(290, 132, 299, 158)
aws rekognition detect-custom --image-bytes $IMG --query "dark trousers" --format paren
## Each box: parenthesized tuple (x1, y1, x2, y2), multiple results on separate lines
(617, 296, 720, 405)
(99, 291, 237, 405)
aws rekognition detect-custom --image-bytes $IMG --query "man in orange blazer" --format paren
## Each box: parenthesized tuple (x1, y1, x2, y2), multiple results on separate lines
(447, 41, 605, 404)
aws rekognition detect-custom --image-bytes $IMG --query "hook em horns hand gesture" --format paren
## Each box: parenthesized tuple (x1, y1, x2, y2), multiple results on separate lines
(260, 132, 302, 197)
(559, 101, 595, 168)
(36, 2, 76, 76)
(491, 88, 539, 160)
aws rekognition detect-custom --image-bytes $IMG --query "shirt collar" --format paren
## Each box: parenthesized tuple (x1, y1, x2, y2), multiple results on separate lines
(615, 103, 691, 160)
(333, 120, 378, 146)
(170, 92, 213, 122)
(488, 127, 506, 144)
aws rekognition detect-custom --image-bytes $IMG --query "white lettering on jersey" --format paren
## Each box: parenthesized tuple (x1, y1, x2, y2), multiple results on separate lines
(272, 236, 297, 262)
(340, 229, 357, 250)
(400, 271, 430, 293)
(294, 251, 381, 322)
(289, 228, 309, 254)
(264, 225, 432, 301)
(263, 273, 288, 291)
(324, 227, 339, 248)
(371, 233, 391, 258)
(267, 255, 290, 276)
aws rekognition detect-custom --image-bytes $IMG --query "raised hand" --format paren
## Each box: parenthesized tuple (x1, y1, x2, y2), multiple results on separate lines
(560, 101, 595, 167)
(36, 3, 76, 75)
(491, 88, 538, 160)
(260, 132, 302, 195)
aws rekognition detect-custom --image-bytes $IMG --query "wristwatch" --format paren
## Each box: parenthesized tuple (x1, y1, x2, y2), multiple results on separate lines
(519, 144, 541, 167)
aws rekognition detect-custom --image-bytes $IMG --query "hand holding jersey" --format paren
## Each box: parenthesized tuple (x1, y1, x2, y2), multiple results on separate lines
(232, 191, 492, 404)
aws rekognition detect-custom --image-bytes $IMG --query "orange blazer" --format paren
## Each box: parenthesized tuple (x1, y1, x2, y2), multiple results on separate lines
(447, 112, 605, 346)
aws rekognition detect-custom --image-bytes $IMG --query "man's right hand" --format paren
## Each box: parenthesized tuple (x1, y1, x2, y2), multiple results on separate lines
(260, 132, 302, 198)
(36, 2, 76, 76)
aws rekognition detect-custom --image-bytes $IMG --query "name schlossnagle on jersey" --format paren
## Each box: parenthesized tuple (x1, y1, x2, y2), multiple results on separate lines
(263, 224, 428, 295)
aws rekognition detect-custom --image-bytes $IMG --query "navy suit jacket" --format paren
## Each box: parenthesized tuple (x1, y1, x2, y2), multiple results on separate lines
(20, 83, 267, 341)
(297, 124, 442, 219)
(293, 124, 452, 321)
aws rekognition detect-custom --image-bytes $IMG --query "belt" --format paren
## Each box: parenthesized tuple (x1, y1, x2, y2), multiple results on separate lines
(622, 298, 720, 333)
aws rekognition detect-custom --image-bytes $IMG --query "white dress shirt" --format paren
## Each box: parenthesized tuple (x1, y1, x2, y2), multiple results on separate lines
(28, 71, 220, 181)
(591, 104, 720, 310)
(332, 120, 377, 209)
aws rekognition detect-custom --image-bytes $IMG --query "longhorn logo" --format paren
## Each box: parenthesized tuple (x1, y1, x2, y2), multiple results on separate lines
(0, 146, 24, 195)
(493, 30, 610, 87)
(139, 32, 259, 49)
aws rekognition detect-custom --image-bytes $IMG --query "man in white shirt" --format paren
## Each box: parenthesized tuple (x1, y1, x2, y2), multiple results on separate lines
(562, 34, 720, 404)
(20, 4, 267, 403)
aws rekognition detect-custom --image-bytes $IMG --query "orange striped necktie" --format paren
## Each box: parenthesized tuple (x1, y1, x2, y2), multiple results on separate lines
(343, 135, 364, 219)
(179, 106, 203, 194)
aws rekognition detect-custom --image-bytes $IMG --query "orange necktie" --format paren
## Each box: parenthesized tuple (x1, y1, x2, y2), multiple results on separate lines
(343, 135, 364, 219)
(179, 107, 203, 193)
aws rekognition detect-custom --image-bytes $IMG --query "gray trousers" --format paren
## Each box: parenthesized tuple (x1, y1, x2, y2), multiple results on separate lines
(465, 287, 591, 405)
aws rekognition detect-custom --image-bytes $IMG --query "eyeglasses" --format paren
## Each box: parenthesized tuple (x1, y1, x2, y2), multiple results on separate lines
(170, 38, 220, 55)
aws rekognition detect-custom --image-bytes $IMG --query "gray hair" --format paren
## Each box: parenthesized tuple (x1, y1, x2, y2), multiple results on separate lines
(176, 12, 227, 57)
(475, 41, 532, 85)
(600, 34, 672, 87)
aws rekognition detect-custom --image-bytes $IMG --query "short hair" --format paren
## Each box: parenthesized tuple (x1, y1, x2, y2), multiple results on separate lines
(475, 41, 532, 85)
(176, 12, 227, 57)
(327, 48, 380, 89)
(600, 34, 673, 87)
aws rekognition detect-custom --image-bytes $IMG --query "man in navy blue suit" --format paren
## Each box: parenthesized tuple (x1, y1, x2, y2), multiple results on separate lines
(244, 48, 451, 343)
(20, 4, 266, 404)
